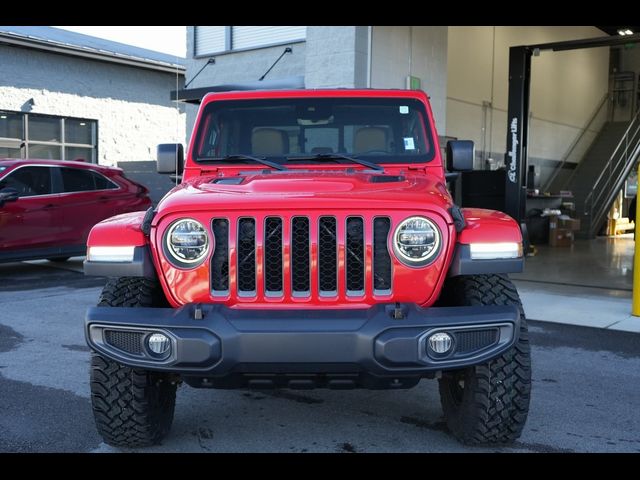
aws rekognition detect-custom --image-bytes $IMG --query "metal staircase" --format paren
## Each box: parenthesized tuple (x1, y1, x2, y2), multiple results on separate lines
(575, 110, 640, 238)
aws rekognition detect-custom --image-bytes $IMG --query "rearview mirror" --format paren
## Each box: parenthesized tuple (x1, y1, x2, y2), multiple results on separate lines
(0, 187, 19, 207)
(446, 140, 474, 172)
(157, 144, 184, 175)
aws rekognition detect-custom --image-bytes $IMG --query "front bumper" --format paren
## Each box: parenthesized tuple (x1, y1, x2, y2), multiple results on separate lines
(86, 303, 520, 384)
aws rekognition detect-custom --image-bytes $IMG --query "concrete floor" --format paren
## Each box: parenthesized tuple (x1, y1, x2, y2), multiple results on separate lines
(512, 236, 634, 291)
(512, 236, 640, 332)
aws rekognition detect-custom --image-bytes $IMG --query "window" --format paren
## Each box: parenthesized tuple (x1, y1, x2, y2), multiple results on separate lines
(0, 111, 97, 163)
(29, 116, 61, 142)
(60, 167, 117, 193)
(0, 111, 24, 159)
(0, 166, 53, 197)
(194, 98, 434, 165)
(194, 26, 306, 56)
(90, 171, 118, 190)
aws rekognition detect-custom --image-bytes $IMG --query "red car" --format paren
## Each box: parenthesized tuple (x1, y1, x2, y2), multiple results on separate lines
(0, 159, 151, 263)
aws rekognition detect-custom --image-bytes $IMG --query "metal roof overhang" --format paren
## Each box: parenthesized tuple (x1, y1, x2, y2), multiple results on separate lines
(171, 76, 305, 104)
(0, 33, 185, 74)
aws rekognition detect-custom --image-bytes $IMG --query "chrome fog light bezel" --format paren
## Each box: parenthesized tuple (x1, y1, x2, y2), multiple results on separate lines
(146, 332, 172, 358)
(427, 332, 453, 355)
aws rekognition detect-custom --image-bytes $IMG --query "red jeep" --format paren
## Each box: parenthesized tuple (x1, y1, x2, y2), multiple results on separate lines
(84, 89, 530, 448)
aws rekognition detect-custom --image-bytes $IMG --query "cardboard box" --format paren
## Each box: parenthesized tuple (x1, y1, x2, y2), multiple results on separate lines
(559, 217, 581, 231)
(549, 227, 574, 247)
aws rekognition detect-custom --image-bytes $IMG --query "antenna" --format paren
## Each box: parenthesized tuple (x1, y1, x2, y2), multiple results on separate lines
(259, 47, 292, 81)
(185, 57, 215, 89)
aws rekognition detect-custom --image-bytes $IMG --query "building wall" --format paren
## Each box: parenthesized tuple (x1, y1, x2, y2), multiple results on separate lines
(185, 26, 307, 138)
(304, 26, 369, 89)
(370, 26, 448, 134)
(614, 44, 640, 121)
(446, 26, 610, 189)
(0, 45, 185, 167)
(185, 26, 445, 140)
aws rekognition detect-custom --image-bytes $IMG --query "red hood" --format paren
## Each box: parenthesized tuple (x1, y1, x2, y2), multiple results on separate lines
(156, 170, 454, 220)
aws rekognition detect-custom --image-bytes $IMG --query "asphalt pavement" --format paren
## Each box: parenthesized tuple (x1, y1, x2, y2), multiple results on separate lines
(1, 259, 639, 453)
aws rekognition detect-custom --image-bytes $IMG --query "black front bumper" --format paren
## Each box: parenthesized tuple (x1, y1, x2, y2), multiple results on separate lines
(86, 303, 520, 387)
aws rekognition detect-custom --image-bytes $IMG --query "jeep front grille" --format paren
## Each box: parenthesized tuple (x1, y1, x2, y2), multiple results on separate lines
(291, 217, 311, 295)
(345, 217, 365, 295)
(373, 217, 392, 294)
(264, 217, 283, 295)
(211, 219, 230, 294)
(237, 218, 256, 295)
(210, 214, 392, 301)
(318, 217, 337, 295)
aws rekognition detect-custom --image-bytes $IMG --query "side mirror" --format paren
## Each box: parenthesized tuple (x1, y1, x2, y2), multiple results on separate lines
(157, 144, 184, 175)
(446, 140, 475, 172)
(0, 187, 19, 207)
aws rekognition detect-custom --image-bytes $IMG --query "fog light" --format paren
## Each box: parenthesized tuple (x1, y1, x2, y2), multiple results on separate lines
(428, 332, 452, 354)
(147, 333, 171, 356)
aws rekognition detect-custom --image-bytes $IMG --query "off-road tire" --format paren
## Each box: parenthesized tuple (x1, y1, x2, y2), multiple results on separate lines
(437, 274, 531, 445)
(90, 277, 176, 448)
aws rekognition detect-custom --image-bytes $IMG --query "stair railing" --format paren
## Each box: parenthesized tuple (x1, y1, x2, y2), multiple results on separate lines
(583, 107, 640, 237)
(544, 93, 610, 193)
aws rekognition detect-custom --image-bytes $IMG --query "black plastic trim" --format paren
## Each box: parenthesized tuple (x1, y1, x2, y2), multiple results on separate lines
(85, 302, 520, 378)
(448, 244, 524, 277)
(0, 244, 85, 264)
(140, 207, 155, 236)
(83, 246, 157, 279)
(449, 205, 466, 233)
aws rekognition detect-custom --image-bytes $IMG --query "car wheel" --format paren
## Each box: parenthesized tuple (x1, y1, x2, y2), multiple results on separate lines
(437, 274, 532, 445)
(89, 277, 176, 448)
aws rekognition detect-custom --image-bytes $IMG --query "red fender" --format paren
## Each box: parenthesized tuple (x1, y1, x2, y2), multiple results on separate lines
(457, 208, 522, 244)
(87, 211, 149, 247)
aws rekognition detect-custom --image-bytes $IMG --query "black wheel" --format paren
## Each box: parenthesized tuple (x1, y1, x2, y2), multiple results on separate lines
(89, 277, 176, 448)
(47, 256, 70, 262)
(437, 274, 531, 445)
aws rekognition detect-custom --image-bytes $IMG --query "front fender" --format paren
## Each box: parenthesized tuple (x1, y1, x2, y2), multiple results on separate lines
(448, 208, 524, 277)
(84, 211, 157, 279)
(457, 208, 522, 244)
(87, 211, 149, 247)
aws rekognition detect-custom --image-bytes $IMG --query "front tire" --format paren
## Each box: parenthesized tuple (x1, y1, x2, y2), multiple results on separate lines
(89, 277, 176, 448)
(437, 274, 531, 445)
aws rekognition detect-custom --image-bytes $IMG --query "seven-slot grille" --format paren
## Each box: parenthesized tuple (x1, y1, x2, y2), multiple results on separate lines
(210, 215, 392, 300)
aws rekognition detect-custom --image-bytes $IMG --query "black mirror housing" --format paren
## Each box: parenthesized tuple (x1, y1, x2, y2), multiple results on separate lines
(157, 144, 184, 174)
(446, 140, 475, 172)
(0, 187, 19, 207)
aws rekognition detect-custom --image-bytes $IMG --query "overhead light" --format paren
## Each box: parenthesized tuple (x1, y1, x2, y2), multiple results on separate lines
(0, 115, 6, 119)
(79, 122, 86, 126)
(625, 29, 634, 35)
(618, 29, 634, 36)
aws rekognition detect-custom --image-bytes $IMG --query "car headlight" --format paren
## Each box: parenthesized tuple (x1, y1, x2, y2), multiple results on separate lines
(393, 216, 441, 267)
(163, 218, 210, 268)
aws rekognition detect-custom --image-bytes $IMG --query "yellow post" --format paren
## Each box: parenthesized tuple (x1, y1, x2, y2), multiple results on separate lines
(633, 163, 640, 316)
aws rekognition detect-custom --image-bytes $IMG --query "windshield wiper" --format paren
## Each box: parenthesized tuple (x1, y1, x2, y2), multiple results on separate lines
(198, 154, 288, 171)
(286, 153, 384, 171)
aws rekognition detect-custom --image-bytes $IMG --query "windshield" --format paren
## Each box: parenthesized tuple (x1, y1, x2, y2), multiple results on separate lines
(193, 97, 435, 165)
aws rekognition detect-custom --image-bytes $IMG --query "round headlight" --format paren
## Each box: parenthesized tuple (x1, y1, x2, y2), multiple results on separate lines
(393, 216, 440, 267)
(163, 218, 210, 268)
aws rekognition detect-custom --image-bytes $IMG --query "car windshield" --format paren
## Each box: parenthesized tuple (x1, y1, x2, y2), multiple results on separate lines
(193, 97, 435, 166)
